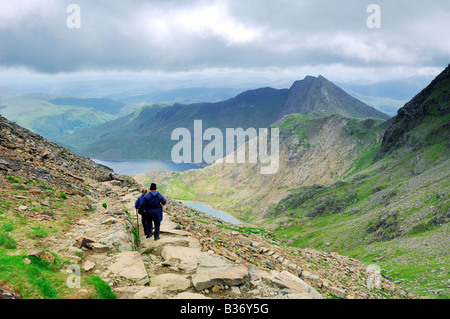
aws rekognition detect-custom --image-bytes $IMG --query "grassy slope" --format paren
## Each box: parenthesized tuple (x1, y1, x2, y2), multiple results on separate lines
(0, 177, 115, 299)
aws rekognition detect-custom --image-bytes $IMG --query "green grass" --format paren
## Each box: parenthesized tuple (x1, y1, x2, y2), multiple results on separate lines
(0, 226, 17, 249)
(161, 177, 198, 201)
(345, 142, 382, 177)
(0, 176, 118, 299)
(0, 248, 116, 299)
(27, 226, 52, 239)
(84, 276, 116, 299)
(0, 250, 64, 299)
(7, 176, 20, 183)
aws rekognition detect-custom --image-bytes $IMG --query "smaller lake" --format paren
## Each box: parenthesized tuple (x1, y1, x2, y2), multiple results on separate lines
(182, 201, 242, 225)
(92, 159, 202, 175)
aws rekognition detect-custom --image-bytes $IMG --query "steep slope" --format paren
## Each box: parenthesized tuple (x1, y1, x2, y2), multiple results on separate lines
(378, 64, 450, 158)
(56, 76, 389, 161)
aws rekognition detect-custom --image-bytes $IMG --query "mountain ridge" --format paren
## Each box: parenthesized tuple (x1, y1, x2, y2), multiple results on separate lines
(56, 75, 389, 161)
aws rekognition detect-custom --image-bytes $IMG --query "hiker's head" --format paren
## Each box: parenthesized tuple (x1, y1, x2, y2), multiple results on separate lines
(141, 188, 148, 195)
(150, 183, 157, 191)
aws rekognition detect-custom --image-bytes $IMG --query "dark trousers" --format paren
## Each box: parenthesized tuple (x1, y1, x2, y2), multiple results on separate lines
(142, 213, 160, 239)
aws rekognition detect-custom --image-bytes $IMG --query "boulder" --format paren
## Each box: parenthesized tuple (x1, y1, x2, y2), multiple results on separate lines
(161, 246, 202, 273)
(192, 266, 248, 291)
(141, 236, 200, 253)
(98, 230, 132, 252)
(134, 287, 162, 299)
(150, 274, 191, 293)
(86, 242, 110, 253)
(82, 261, 96, 272)
(113, 286, 148, 299)
(27, 249, 55, 263)
(73, 236, 95, 249)
(262, 270, 322, 299)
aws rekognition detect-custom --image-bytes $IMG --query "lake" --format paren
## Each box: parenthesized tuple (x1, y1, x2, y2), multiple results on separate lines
(182, 201, 242, 225)
(91, 159, 240, 225)
(92, 159, 202, 175)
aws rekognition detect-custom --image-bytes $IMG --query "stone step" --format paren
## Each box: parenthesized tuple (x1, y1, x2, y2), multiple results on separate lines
(108, 251, 149, 285)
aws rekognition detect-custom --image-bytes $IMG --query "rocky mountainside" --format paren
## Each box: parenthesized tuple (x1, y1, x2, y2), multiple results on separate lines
(0, 114, 410, 300)
(55, 76, 389, 161)
(0, 115, 132, 191)
(378, 63, 450, 158)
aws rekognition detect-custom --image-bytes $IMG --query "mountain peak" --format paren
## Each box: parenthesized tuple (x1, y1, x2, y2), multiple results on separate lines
(284, 75, 390, 120)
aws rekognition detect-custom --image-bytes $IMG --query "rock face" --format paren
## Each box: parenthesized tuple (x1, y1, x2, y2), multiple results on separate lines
(377, 63, 450, 158)
(262, 270, 322, 299)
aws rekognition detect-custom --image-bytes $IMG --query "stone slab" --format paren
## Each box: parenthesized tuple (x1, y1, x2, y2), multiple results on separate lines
(108, 251, 149, 285)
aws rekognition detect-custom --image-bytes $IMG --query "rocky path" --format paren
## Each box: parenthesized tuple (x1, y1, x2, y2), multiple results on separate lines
(46, 178, 412, 300)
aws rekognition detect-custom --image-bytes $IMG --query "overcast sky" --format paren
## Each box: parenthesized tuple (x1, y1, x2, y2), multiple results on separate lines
(1, 0, 449, 82)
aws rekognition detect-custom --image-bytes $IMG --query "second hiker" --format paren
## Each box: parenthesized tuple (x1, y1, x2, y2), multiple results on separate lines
(138, 183, 166, 240)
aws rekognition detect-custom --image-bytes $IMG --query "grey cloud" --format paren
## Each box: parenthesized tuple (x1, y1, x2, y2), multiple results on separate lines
(0, 0, 449, 75)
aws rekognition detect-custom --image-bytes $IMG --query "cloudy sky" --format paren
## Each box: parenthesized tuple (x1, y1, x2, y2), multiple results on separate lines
(1, 0, 449, 83)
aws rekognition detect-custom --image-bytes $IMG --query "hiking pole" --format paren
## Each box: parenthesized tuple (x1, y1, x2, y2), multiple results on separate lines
(135, 208, 140, 239)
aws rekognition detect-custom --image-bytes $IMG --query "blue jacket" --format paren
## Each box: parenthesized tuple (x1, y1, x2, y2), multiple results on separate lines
(138, 191, 167, 222)
(135, 194, 145, 209)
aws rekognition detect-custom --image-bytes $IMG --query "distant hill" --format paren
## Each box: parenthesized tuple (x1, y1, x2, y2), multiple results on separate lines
(48, 97, 126, 115)
(338, 76, 435, 101)
(56, 75, 390, 161)
(0, 90, 140, 138)
(338, 75, 435, 116)
(122, 87, 246, 104)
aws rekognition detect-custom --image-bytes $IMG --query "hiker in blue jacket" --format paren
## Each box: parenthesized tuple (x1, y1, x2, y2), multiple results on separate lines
(135, 188, 148, 210)
(138, 183, 166, 240)
(134, 188, 147, 237)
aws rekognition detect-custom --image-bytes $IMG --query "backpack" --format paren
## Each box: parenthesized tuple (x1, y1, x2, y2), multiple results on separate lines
(140, 192, 162, 214)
